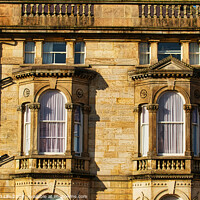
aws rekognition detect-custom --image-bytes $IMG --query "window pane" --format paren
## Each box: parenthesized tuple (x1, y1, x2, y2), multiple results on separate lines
(53, 42, 66, 52)
(55, 53, 66, 63)
(25, 42, 35, 51)
(74, 53, 85, 64)
(193, 125, 197, 155)
(43, 53, 54, 64)
(141, 125, 149, 156)
(75, 42, 85, 52)
(43, 42, 53, 52)
(25, 53, 35, 64)
(190, 54, 199, 65)
(140, 54, 150, 65)
(140, 43, 149, 53)
(190, 42, 199, 53)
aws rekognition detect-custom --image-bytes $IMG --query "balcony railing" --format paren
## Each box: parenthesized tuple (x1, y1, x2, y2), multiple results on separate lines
(133, 157, 200, 175)
(15, 155, 90, 174)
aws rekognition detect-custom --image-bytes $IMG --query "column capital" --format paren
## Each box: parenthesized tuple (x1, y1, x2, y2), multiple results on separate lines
(28, 103, 40, 110)
(133, 105, 141, 113)
(183, 104, 194, 113)
(17, 105, 25, 112)
(147, 104, 159, 112)
(83, 105, 91, 114)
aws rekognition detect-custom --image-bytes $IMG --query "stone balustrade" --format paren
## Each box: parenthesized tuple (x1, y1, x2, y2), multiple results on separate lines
(156, 159, 185, 170)
(15, 156, 89, 173)
(139, 4, 200, 18)
(22, 4, 94, 17)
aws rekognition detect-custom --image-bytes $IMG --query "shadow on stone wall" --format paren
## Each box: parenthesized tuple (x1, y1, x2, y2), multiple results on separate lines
(89, 72, 108, 200)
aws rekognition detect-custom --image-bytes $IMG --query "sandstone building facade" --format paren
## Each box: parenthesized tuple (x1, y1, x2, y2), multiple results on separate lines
(0, 0, 200, 200)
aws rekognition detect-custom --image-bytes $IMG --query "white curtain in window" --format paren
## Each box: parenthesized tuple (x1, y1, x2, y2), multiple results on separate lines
(139, 43, 150, 65)
(140, 105, 149, 156)
(43, 42, 54, 64)
(24, 104, 31, 155)
(157, 92, 184, 154)
(189, 43, 199, 65)
(25, 42, 35, 64)
(39, 90, 66, 153)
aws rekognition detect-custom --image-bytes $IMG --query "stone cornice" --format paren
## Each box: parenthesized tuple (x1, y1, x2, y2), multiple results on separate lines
(12, 65, 96, 81)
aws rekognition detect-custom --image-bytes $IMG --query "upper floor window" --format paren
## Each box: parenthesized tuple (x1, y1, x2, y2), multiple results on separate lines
(158, 43, 181, 61)
(189, 42, 200, 65)
(74, 42, 85, 64)
(23, 104, 31, 155)
(157, 91, 185, 155)
(24, 42, 35, 64)
(43, 42, 66, 64)
(74, 106, 83, 155)
(139, 43, 150, 65)
(140, 105, 149, 156)
(39, 90, 67, 154)
(192, 106, 200, 156)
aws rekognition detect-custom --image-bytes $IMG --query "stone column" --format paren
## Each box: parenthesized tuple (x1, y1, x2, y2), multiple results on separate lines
(17, 105, 25, 156)
(180, 40, 191, 64)
(33, 39, 44, 64)
(81, 105, 91, 157)
(147, 104, 159, 157)
(65, 103, 75, 156)
(149, 40, 160, 65)
(133, 105, 141, 157)
(65, 39, 75, 65)
(183, 104, 194, 156)
(28, 103, 40, 155)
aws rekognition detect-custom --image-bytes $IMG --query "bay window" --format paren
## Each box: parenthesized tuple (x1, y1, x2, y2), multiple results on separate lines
(139, 43, 150, 65)
(43, 42, 66, 64)
(158, 43, 181, 61)
(24, 42, 35, 64)
(157, 92, 185, 155)
(23, 104, 31, 155)
(39, 90, 67, 154)
(140, 105, 149, 156)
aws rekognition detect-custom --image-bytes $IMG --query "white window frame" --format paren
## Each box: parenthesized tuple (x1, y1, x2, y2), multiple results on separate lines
(42, 42, 67, 64)
(157, 92, 185, 156)
(74, 105, 83, 156)
(24, 42, 35, 64)
(38, 90, 67, 155)
(139, 42, 150, 65)
(74, 42, 85, 64)
(23, 104, 31, 155)
(189, 42, 200, 65)
(140, 104, 149, 157)
(158, 43, 182, 61)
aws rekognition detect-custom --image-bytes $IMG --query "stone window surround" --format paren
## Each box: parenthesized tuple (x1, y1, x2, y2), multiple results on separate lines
(17, 101, 90, 158)
(139, 39, 191, 65)
(134, 102, 198, 158)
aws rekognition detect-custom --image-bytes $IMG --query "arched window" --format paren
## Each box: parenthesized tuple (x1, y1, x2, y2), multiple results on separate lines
(192, 106, 200, 156)
(39, 90, 67, 154)
(23, 104, 31, 155)
(157, 91, 185, 155)
(74, 105, 83, 155)
(140, 104, 149, 156)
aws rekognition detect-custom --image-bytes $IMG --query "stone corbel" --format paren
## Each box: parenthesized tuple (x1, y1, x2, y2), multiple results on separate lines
(17, 105, 25, 112)
(133, 105, 141, 113)
(28, 103, 40, 110)
(183, 104, 194, 113)
(65, 103, 75, 111)
(83, 105, 91, 114)
(147, 104, 159, 112)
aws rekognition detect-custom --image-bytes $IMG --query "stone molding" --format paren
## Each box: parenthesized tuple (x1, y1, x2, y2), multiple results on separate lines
(17, 105, 25, 112)
(147, 104, 159, 112)
(183, 104, 194, 113)
(83, 105, 91, 114)
(28, 103, 40, 110)
(133, 106, 141, 113)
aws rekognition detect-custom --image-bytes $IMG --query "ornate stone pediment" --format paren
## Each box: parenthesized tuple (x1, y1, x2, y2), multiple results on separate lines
(128, 56, 200, 80)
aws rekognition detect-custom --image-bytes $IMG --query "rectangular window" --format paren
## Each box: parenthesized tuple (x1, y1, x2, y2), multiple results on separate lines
(43, 42, 66, 64)
(189, 43, 200, 65)
(140, 105, 149, 156)
(192, 106, 199, 156)
(74, 106, 83, 155)
(158, 43, 181, 61)
(74, 42, 85, 64)
(139, 43, 150, 65)
(23, 104, 31, 155)
(24, 42, 35, 64)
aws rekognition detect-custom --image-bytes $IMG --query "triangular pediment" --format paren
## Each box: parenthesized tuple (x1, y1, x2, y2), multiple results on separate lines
(149, 55, 193, 71)
(128, 56, 199, 80)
